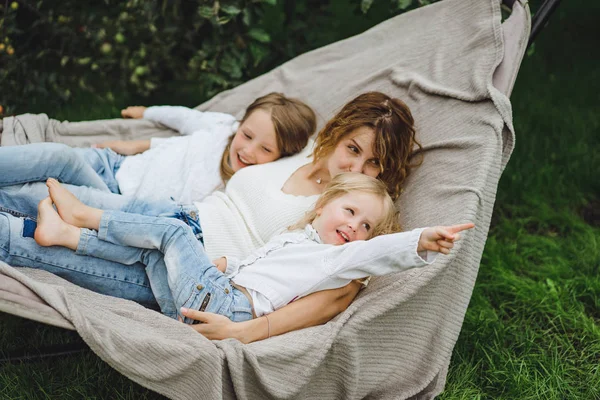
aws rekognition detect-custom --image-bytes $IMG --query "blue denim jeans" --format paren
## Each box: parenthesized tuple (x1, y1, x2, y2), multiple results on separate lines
(0, 142, 124, 193)
(73, 146, 124, 194)
(0, 211, 159, 309)
(77, 210, 253, 323)
(0, 178, 192, 222)
(0, 188, 204, 310)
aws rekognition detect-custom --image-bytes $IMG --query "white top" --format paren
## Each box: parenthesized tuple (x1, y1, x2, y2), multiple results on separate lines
(194, 143, 317, 260)
(225, 225, 437, 316)
(115, 106, 238, 203)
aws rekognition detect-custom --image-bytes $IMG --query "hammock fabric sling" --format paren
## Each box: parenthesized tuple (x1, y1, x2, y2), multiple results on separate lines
(0, 0, 531, 398)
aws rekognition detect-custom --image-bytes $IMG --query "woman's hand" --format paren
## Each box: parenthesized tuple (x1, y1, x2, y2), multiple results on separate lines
(418, 223, 475, 255)
(180, 281, 362, 343)
(121, 106, 147, 119)
(92, 139, 151, 156)
(180, 308, 255, 343)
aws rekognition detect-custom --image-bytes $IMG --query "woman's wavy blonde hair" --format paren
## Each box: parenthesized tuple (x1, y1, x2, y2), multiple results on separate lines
(290, 172, 401, 239)
(219, 93, 316, 183)
(312, 91, 422, 200)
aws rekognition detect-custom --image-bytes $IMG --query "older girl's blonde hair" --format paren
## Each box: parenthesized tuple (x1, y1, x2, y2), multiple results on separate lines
(312, 91, 422, 200)
(220, 93, 316, 183)
(291, 172, 401, 238)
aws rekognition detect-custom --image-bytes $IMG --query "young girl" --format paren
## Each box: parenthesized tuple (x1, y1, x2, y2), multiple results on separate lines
(0, 93, 316, 203)
(34, 174, 474, 326)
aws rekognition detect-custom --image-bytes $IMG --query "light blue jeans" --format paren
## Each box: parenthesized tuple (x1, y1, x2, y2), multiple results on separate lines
(0, 142, 125, 193)
(0, 189, 203, 309)
(77, 210, 253, 323)
(0, 211, 159, 309)
(0, 143, 210, 312)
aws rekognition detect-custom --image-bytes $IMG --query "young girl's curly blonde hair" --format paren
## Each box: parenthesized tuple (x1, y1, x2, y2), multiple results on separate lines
(290, 172, 401, 238)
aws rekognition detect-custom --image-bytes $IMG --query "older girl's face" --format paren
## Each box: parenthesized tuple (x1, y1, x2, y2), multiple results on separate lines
(229, 109, 281, 173)
(326, 126, 380, 179)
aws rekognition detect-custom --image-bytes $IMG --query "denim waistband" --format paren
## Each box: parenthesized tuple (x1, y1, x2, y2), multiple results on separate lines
(172, 205, 203, 245)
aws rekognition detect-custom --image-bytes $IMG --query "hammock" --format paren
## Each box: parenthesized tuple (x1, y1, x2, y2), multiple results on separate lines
(0, 0, 533, 397)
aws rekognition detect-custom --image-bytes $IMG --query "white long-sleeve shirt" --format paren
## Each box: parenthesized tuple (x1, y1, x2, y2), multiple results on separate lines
(194, 143, 318, 260)
(225, 224, 437, 316)
(115, 106, 238, 203)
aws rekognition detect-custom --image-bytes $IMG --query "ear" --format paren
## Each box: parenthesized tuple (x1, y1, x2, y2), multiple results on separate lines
(315, 207, 323, 216)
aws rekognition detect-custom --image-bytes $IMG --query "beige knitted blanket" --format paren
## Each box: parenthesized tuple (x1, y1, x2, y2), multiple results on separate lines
(0, 0, 522, 397)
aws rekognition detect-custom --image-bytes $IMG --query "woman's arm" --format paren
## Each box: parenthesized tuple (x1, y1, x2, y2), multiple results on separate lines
(182, 280, 362, 343)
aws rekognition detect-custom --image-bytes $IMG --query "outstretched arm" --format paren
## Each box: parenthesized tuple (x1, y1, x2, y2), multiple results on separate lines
(181, 280, 362, 343)
(129, 105, 236, 137)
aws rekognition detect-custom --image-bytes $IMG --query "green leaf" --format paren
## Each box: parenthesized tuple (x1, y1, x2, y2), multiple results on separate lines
(204, 72, 229, 87)
(397, 0, 413, 9)
(198, 5, 214, 19)
(242, 8, 252, 26)
(361, 0, 374, 13)
(217, 16, 233, 25)
(249, 42, 269, 67)
(220, 52, 243, 79)
(260, 0, 277, 5)
(144, 80, 157, 91)
(248, 28, 270, 43)
(221, 5, 241, 16)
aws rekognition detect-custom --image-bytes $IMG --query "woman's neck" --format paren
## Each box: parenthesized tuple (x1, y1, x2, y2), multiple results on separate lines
(306, 159, 331, 186)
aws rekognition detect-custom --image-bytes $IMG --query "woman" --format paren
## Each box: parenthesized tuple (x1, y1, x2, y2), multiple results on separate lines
(0, 91, 422, 342)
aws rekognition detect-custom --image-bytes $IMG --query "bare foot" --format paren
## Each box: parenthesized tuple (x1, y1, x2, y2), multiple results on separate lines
(46, 178, 102, 230)
(34, 197, 80, 250)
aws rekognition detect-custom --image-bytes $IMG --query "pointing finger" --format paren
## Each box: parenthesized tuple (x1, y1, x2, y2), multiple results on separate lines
(448, 223, 475, 234)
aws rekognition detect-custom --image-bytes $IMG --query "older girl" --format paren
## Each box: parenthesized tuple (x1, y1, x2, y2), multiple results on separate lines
(0, 91, 422, 341)
(0, 93, 315, 203)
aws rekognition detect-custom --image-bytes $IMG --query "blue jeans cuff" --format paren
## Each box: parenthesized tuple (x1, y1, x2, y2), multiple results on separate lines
(76, 228, 93, 255)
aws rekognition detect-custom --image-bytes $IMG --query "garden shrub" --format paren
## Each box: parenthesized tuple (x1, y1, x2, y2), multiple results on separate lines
(0, 0, 432, 115)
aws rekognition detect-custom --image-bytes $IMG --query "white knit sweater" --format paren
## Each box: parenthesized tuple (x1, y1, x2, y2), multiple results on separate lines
(195, 145, 317, 260)
(115, 106, 238, 203)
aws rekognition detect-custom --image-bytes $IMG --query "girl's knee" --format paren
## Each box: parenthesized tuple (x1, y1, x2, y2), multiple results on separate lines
(41, 142, 72, 158)
(166, 218, 193, 234)
(40, 144, 82, 169)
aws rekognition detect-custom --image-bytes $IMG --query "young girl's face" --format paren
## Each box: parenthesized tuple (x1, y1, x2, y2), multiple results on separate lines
(312, 191, 385, 245)
(325, 126, 380, 179)
(229, 109, 281, 172)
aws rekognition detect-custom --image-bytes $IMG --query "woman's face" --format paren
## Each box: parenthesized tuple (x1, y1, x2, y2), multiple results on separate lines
(325, 126, 380, 179)
(229, 109, 281, 172)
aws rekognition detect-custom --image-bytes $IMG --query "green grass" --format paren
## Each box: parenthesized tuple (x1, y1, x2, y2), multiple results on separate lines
(1, 1, 599, 398)
(440, 2, 600, 399)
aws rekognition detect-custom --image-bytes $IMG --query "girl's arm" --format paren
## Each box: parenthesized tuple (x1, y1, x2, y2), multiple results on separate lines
(142, 106, 236, 137)
(181, 281, 362, 343)
(330, 223, 475, 280)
